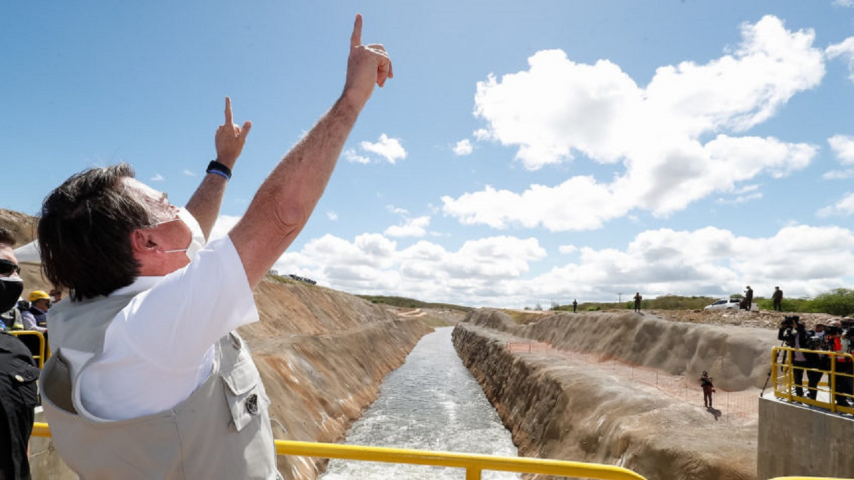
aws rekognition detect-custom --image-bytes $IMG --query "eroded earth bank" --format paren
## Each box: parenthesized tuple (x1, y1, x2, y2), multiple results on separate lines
(453, 309, 781, 480)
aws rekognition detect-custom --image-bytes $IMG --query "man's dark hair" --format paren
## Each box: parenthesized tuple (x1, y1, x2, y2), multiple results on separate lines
(38, 163, 155, 301)
(0, 226, 16, 247)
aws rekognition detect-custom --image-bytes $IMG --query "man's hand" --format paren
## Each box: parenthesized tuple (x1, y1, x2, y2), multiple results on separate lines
(215, 97, 252, 169)
(342, 13, 394, 110)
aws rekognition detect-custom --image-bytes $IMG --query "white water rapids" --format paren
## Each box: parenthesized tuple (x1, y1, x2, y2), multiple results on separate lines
(320, 326, 521, 479)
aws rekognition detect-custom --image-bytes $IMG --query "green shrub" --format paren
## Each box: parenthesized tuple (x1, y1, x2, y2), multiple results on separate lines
(804, 288, 854, 316)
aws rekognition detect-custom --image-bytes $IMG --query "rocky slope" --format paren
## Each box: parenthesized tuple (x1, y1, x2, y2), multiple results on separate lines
(453, 309, 775, 480)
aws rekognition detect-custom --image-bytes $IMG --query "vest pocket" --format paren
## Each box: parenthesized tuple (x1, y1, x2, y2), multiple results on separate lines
(222, 360, 271, 432)
(5, 362, 40, 408)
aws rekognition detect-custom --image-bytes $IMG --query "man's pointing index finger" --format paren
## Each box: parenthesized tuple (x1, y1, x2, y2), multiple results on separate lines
(350, 13, 363, 48)
(224, 96, 234, 126)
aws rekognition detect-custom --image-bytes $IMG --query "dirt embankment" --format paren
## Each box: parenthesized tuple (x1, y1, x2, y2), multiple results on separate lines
(453, 309, 773, 480)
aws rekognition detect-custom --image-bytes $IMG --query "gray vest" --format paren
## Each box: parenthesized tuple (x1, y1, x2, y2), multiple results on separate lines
(41, 293, 280, 480)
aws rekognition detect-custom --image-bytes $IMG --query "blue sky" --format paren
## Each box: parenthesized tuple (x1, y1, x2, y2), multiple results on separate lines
(3, 1, 854, 308)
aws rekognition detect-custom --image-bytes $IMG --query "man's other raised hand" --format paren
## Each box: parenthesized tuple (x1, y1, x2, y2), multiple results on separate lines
(343, 13, 394, 109)
(215, 96, 252, 169)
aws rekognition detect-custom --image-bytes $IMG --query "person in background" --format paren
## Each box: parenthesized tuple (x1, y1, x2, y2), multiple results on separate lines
(0, 301, 24, 331)
(772, 286, 783, 312)
(814, 323, 826, 341)
(826, 322, 852, 407)
(0, 227, 25, 332)
(572, 299, 578, 313)
(38, 14, 392, 479)
(742, 286, 754, 311)
(700, 371, 715, 409)
(0, 226, 40, 480)
(633, 292, 642, 313)
(778, 316, 809, 398)
(21, 290, 49, 334)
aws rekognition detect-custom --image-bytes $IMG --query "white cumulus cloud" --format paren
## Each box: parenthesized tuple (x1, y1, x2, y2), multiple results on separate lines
(343, 149, 371, 164)
(385, 216, 431, 238)
(453, 139, 473, 156)
(360, 134, 407, 164)
(270, 224, 854, 308)
(274, 233, 547, 306)
(445, 15, 823, 231)
(527, 225, 854, 304)
(827, 36, 854, 82)
(829, 134, 854, 164)
(210, 215, 242, 240)
(817, 192, 854, 217)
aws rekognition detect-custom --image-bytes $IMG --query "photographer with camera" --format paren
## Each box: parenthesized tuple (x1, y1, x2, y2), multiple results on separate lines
(778, 316, 812, 399)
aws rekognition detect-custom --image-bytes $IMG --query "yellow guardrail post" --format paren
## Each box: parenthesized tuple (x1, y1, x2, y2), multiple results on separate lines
(10, 330, 46, 368)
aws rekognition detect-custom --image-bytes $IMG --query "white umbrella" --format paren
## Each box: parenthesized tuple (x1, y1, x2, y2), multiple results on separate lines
(13, 240, 40, 264)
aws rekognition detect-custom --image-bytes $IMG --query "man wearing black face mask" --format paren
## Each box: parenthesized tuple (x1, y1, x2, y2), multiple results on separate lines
(0, 226, 40, 480)
(0, 227, 25, 331)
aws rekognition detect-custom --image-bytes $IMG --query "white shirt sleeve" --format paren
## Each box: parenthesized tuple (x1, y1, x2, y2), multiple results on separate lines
(112, 235, 259, 371)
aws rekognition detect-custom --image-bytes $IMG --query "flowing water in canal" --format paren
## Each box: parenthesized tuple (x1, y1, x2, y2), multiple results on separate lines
(321, 326, 520, 479)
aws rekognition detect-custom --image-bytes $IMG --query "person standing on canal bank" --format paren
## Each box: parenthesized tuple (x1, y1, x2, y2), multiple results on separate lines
(38, 14, 393, 480)
(772, 286, 783, 311)
(633, 292, 642, 313)
(700, 371, 715, 408)
(742, 286, 754, 310)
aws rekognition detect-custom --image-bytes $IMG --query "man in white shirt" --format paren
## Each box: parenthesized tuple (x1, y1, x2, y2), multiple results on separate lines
(38, 14, 392, 479)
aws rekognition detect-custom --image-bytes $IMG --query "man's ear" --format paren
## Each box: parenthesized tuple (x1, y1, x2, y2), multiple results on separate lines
(130, 228, 159, 255)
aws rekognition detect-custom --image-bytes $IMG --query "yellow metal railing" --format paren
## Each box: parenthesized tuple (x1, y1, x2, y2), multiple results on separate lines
(771, 346, 854, 414)
(770, 477, 852, 480)
(10, 330, 47, 368)
(32, 422, 646, 480)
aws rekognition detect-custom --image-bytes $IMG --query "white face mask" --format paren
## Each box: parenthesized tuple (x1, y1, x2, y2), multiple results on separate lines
(161, 207, 207, 263)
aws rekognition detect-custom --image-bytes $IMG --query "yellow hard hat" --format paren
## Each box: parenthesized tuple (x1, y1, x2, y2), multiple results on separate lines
(28, 290, 50, 302)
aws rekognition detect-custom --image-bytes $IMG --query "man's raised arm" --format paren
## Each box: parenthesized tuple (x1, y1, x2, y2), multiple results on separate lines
(186, 97, 252, 240)
(230, 13, 393, 287)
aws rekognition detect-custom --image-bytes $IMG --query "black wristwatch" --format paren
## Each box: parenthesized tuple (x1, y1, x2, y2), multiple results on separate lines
(206, 160, 232, 180)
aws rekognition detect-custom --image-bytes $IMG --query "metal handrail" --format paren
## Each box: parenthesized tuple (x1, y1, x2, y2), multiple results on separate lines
(31, 422, 646, 480)
(9, 330, 46, 368)
(770, 477, 852, 480)
(771, 346, 854, 414)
